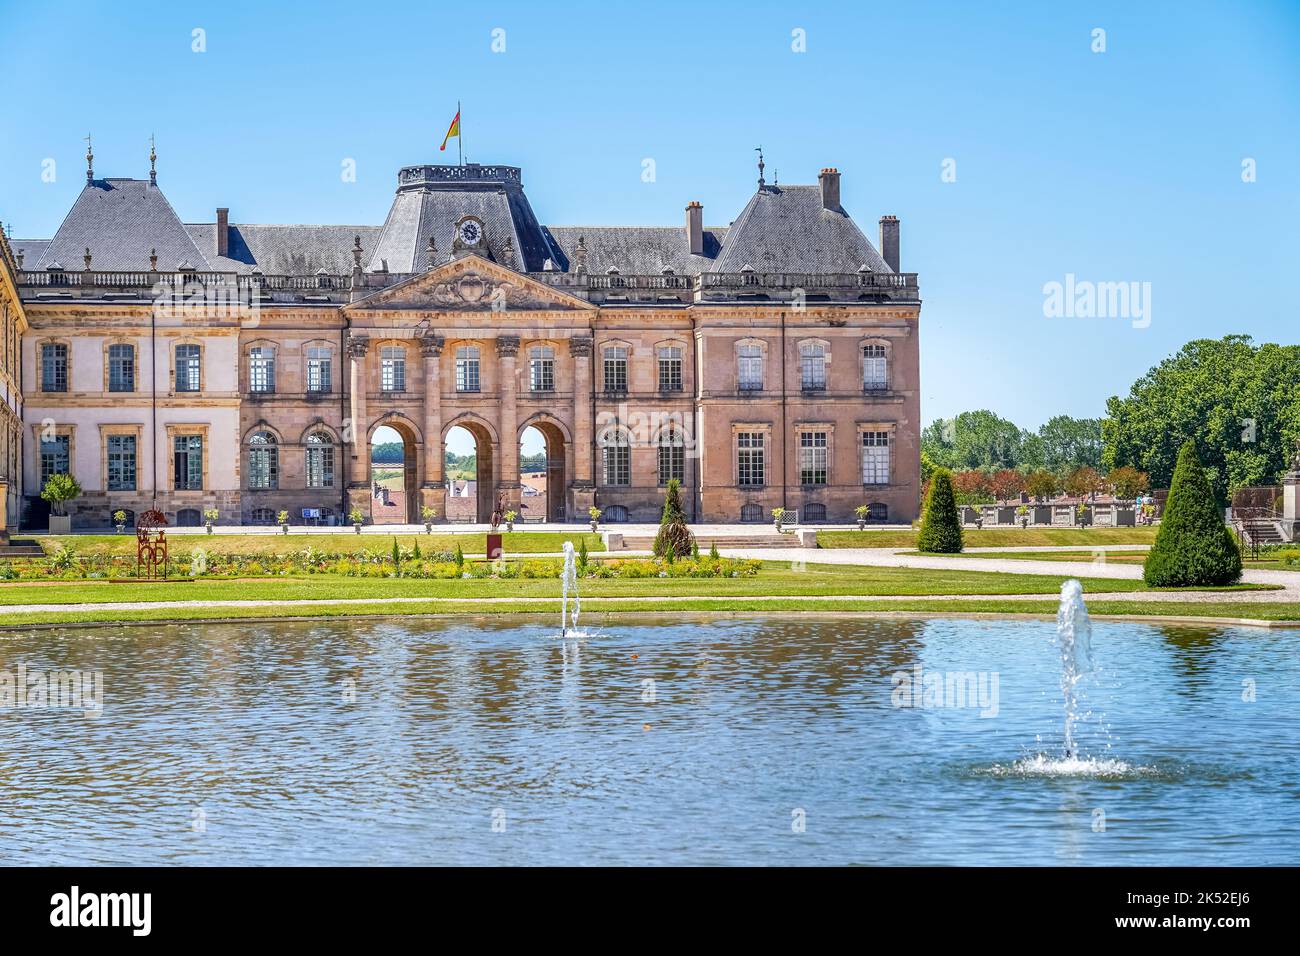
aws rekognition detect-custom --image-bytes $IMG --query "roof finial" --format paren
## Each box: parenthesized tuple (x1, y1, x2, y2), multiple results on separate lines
(85, 133, 94, 183)
(755, 145, 765, 189)
(425, 233, 439, 271)
(352, 235, 363, 269)
(149, 134, 157, 185)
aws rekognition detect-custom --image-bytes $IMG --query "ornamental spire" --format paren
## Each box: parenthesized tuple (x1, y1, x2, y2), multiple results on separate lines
(85, 133, 94, 183)
(149, 134, 157, 185)
(755, 145, 765, 189)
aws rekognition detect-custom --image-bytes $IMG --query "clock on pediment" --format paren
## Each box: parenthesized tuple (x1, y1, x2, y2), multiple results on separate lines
(453, 215, 485, 253)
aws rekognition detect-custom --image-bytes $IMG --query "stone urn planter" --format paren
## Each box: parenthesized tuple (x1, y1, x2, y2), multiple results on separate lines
(205, 522, 214, 535)
(115, 522, 126, 534)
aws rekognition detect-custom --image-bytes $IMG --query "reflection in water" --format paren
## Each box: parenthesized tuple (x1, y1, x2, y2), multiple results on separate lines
(0, 615, 1295, 865)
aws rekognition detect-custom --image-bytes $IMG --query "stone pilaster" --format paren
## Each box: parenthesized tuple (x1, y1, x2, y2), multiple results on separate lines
(419, 334, 446, 521)
(569, 335, 595, 520)
(497, 335, 521, 513)
(345, 335, 371, 520)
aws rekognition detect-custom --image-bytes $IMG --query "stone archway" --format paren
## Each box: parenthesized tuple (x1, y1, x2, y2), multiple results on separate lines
(520, 414, 570, 523)
(368, 416, 421, 524)
(443, 415, 496, 524)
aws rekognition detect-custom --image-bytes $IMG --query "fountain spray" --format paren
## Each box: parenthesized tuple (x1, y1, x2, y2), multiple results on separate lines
(560, 541, 582, 637)
(1055, 579, 1094, 759)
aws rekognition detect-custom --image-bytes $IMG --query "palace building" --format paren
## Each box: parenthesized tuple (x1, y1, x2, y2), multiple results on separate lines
(5, 148, 920, 528)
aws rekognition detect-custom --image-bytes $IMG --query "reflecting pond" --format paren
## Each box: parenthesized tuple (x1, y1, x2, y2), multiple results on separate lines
(0, 614, 1295, 865)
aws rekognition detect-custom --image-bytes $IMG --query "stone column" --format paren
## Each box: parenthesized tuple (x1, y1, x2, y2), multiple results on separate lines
(569, 335, 595, 520)
(496, 335, 521, 513)
(345, 334, 371, 520)
(419, 335, 445, 521)
(1284, 469, 1300, 543)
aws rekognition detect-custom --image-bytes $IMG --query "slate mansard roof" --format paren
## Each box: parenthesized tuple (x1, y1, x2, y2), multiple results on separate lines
(11, 162, 895, 279)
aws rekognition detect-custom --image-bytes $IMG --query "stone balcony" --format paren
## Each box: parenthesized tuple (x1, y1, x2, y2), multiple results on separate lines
(17, 266, 920, 308)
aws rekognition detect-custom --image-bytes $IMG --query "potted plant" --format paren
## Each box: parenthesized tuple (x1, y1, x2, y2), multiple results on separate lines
(772, 507, 786, 532)
(349, 506, 365, 534)
(278, 510, 290, 534)
(41, 473, 81, 534)
(588, 506, 602, 532)
(420, 505, 437, 533)
(1016, 504, 1029, 529)
(113, 509, 127, 534)
(504, 509, 517, 532)
(1076, 502, 1089, 526)
(203, 507, 220, 534)
(854, 504, 869, 530)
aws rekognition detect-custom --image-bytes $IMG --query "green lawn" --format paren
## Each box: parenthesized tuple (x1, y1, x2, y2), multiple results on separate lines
(3, 597, 1298, 629)
(819, 527, 1161, 549)
(27, 530, 605, 558)
(903, 547, 1298, 572)
(0, 561, 1166, 609)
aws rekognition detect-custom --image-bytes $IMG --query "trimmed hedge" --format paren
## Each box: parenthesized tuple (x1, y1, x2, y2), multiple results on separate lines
(1142, 441, 1242, 587)
(917, 469, 964, 553)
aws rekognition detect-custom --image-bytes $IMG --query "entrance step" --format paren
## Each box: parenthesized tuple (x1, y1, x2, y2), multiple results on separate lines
(0, 538, 45, 558)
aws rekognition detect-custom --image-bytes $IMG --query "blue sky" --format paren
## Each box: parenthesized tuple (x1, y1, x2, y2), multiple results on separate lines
(2, 0, 1297, 436)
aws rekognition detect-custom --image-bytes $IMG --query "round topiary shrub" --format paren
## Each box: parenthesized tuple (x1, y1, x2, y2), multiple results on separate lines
(1143, 440, 1242, 587)
(917, 468, 963, 553)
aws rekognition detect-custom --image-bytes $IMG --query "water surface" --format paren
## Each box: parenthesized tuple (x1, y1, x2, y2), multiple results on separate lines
(0, 614, 1295, 865)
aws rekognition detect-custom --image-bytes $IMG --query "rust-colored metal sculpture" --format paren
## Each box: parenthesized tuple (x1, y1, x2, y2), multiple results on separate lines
(136, 509, 169, 580)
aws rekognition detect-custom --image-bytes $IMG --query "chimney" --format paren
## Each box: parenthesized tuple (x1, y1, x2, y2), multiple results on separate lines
(216, 207, 229, 258)
(685, 201, 704, 256)
(879, 215, 900, 272)
(818, 168, 841, 210)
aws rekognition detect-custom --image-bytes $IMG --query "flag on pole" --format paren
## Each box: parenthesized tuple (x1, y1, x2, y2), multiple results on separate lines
(439, 110, 461, 152)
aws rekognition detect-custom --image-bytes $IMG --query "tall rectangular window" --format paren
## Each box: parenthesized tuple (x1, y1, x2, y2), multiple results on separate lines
(306, 347, 332, 393)
(174, 435, 203, 490)
(737, 432, 765, 487)
(800, 343, 827, 390)
(107, 434, 137, 491)
(658, 431, 685, 485)
(603, 346, 627, 393)
(862, 344, 887, 390)
(603, 434, 630, 486)
(380, 346, 406, 392)
(108, 344, 135, 392)
(175, 344, 201, 392)
(249, 347, 275, 393)
(305, 434, 335, 488)
(862, 430, 890, 485)
(737, 344, 763, 391)
(657, 346, 682, 392)
(42, 343, 68, 392)
(530, 346, 555, 391)
(456, 346, 480, 392)
(800, 431, 828, 485)
(40, 435, 69, 485)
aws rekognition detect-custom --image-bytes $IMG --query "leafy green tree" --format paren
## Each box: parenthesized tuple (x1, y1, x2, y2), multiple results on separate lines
(1104, 336, 1300, 505)
(1143, 441, 1242, 586)
(917, 469, 963, 553)
(1024, 469, 1059, 501)
(40, 473, 81, 516)
(922, 410, 1024, 470)
(652, 479, 694, 558)
(1038, 416, 1103, 472)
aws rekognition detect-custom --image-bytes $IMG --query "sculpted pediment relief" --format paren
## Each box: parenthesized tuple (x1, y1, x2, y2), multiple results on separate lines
(348, 254, 592, 313)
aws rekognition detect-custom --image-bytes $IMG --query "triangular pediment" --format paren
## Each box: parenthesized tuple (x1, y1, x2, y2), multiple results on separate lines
(345, 254, 594, 312)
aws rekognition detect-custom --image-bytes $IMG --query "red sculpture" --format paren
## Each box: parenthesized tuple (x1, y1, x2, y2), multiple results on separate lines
(136, 509, 169, 580)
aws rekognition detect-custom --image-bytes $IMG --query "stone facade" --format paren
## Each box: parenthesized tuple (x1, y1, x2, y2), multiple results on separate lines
(8, 159, 921, 528)
(0, 228, 27, 537)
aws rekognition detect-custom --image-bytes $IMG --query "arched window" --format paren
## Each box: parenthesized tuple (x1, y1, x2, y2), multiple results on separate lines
(803, 503, 827, 523)
(247, 431, 279, 489)
(305, 431, 336, 488)
(862, 343, 887, 390)
(110, 509, 136, 529)
(249, 507, 276, 525)
(529, 346, 555, 391)
(737, 342, 763, 391)
(740, 502, 764, 523)
(604, 505, 630, 523)
(657, 426, 685, 486)
(249, 346, 275, 393)
(455, 346, 480, 392)
(799, 342, 827, 390)
(380, 345, 406, 392)
(176, 508, 202, 527)
(602, 427, 630, 486)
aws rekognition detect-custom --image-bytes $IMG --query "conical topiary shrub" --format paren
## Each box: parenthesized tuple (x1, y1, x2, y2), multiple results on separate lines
(653, 478, 695, 558)
(1143, 440, 1242, 587)
(916, 468, 963, 553)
